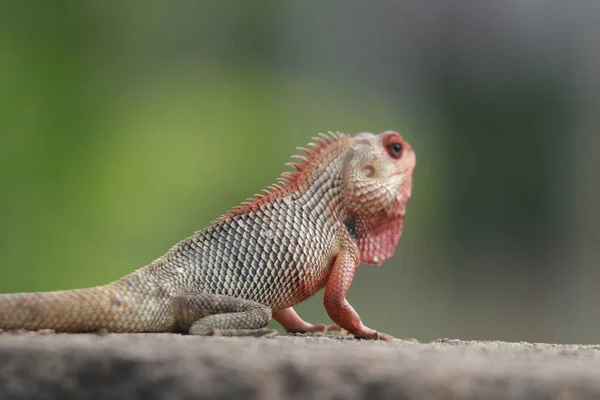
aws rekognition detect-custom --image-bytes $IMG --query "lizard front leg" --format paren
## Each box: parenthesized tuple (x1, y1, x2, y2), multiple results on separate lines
(324, 247, 394, 341)
(173, 292, 277, 337)
(272, 307, 339, 333)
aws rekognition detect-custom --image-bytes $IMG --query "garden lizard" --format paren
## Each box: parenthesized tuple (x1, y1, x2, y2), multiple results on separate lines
(0, 131, 416, 340)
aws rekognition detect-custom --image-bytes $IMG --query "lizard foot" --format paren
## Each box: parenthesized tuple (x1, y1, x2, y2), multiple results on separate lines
(282, 322, 341, 334)
(354, 330, 395, 341)
(294, 323, 341, 333)
(272, 307, 340, 334)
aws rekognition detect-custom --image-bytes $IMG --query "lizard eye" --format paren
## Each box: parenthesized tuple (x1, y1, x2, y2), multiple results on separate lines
(388, 142, 403, 159)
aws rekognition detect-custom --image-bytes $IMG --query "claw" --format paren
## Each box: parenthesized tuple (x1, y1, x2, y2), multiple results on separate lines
(353, 329, 395, 341)
(375, 331, 395, 341)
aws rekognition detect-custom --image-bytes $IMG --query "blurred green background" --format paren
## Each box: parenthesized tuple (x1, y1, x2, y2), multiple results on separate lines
(1, 1, 599, 343)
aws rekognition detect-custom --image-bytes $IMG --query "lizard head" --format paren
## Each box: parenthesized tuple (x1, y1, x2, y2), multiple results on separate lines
(344, 131, 416, 265)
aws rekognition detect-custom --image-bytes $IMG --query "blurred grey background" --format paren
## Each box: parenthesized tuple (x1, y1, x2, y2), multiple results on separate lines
(1, 1, 599, 343)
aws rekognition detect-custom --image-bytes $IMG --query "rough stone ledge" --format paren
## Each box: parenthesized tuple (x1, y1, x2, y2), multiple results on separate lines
(1, 333, 600, 400)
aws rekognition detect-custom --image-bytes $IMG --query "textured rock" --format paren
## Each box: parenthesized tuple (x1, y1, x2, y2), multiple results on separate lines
(1, 333, 600, 399)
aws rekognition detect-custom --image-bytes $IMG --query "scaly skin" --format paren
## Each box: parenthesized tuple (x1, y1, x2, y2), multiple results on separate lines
(0, 131, 416, 340)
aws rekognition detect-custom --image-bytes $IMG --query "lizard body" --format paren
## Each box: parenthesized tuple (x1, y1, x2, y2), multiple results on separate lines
(0, 131, 415, 340)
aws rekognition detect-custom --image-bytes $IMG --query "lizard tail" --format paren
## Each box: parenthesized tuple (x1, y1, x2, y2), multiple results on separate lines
(0, 284, 169, 333)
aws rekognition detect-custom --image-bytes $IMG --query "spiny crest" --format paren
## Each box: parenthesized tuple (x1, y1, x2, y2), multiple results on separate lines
(218, 131, 348, 221)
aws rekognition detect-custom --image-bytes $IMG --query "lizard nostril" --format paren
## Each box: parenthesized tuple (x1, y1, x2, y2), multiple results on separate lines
(363, 165, 375, 177)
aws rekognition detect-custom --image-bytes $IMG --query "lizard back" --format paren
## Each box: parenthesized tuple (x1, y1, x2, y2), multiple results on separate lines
(158, 195, 342, 311)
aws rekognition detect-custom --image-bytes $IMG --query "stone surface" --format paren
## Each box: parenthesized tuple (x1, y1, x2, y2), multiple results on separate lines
(1, 332, 600, 399)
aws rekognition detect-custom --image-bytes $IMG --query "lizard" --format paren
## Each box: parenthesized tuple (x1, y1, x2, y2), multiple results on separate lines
(0, 131, 416, 340)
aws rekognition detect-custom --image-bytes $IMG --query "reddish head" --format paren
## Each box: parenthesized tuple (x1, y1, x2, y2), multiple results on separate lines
(344, 131, 416, 265)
